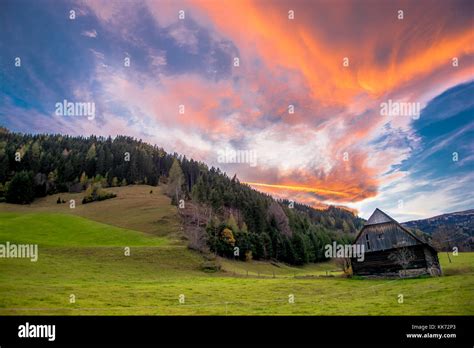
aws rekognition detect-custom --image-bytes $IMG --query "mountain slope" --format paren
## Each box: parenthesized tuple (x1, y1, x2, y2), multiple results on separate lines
(402, 209, 474, 251)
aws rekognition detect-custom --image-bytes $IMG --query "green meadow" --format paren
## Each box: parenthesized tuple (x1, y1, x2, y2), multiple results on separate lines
(0, 185, 473, 315)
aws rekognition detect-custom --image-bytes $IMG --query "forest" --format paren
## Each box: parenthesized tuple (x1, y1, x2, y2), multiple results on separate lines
(0, 127, 365, 265)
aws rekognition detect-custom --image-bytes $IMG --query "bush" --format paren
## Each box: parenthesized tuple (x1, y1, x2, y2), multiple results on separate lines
(5, 171, 35, 204)
(199, 253, 221, 272)
(201, 260, 221, 272)
(82, 184, 117, 204)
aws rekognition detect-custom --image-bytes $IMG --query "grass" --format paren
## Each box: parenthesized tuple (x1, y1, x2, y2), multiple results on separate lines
(219, 257, 343, 277)
(0, 185, 181, 238)
(0, 185, 473, 315)
(0, 212, 169, 247)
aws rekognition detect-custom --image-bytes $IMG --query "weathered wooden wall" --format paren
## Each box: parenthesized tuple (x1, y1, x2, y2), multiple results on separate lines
(423, 246, 442, 276)
(351, 245, 429, 277)
(354, 222, 420, 252)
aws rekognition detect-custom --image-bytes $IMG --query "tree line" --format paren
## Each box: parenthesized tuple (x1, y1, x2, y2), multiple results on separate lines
(0, 127, 365, 264)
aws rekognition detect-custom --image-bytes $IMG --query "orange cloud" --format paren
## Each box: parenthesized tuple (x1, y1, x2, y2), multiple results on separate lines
(85, 0, 474, 210)
(244, 182, 352, 198)
(185, 0, 473, 208)
(191, 0, 474, 104)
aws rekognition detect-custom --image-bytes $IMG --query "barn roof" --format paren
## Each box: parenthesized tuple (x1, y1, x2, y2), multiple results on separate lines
(365, 208, 394, 225)
(353, 208, 437, 253)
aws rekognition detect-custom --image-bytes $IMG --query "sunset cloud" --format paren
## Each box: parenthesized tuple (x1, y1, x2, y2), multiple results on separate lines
(1, 0, 472, 219)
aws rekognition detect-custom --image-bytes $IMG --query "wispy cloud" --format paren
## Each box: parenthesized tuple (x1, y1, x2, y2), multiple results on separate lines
(81, 29, 97, 38)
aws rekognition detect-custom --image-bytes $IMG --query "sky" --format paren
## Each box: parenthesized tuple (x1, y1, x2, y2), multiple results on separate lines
(0, 0, 473, 221)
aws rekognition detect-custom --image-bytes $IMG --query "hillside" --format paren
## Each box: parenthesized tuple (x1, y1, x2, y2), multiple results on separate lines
(0, 128, 363, 265)
(0, 185, 181, 238)
(403, 209, 474, 251)
(1, 185, 472, 315)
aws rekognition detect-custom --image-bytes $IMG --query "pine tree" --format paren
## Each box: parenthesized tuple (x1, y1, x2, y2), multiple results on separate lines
(292, 233, 309, 265)
(5, 171, 35, 204)
(227, 214, 239, 233)
(167, 158, 185, 205)
(111, 177, 118, 187)
(85, 143, 97, 176)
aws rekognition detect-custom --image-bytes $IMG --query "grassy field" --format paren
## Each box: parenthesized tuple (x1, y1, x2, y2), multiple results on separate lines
(0, 185, 473, 315)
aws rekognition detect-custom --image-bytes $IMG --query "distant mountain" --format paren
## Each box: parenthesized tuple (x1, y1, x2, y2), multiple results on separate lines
(403, 209, 474, 234)
(402, 210, 474, 251)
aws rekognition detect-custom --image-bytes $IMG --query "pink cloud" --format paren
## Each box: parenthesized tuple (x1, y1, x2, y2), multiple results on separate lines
(79, 0, 474, 210)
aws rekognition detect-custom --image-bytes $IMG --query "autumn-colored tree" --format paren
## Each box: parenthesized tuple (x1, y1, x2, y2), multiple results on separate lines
(221, 228, 236, 247)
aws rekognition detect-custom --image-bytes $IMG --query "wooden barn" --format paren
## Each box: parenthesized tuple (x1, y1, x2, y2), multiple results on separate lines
(350, 208, 442, 278)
